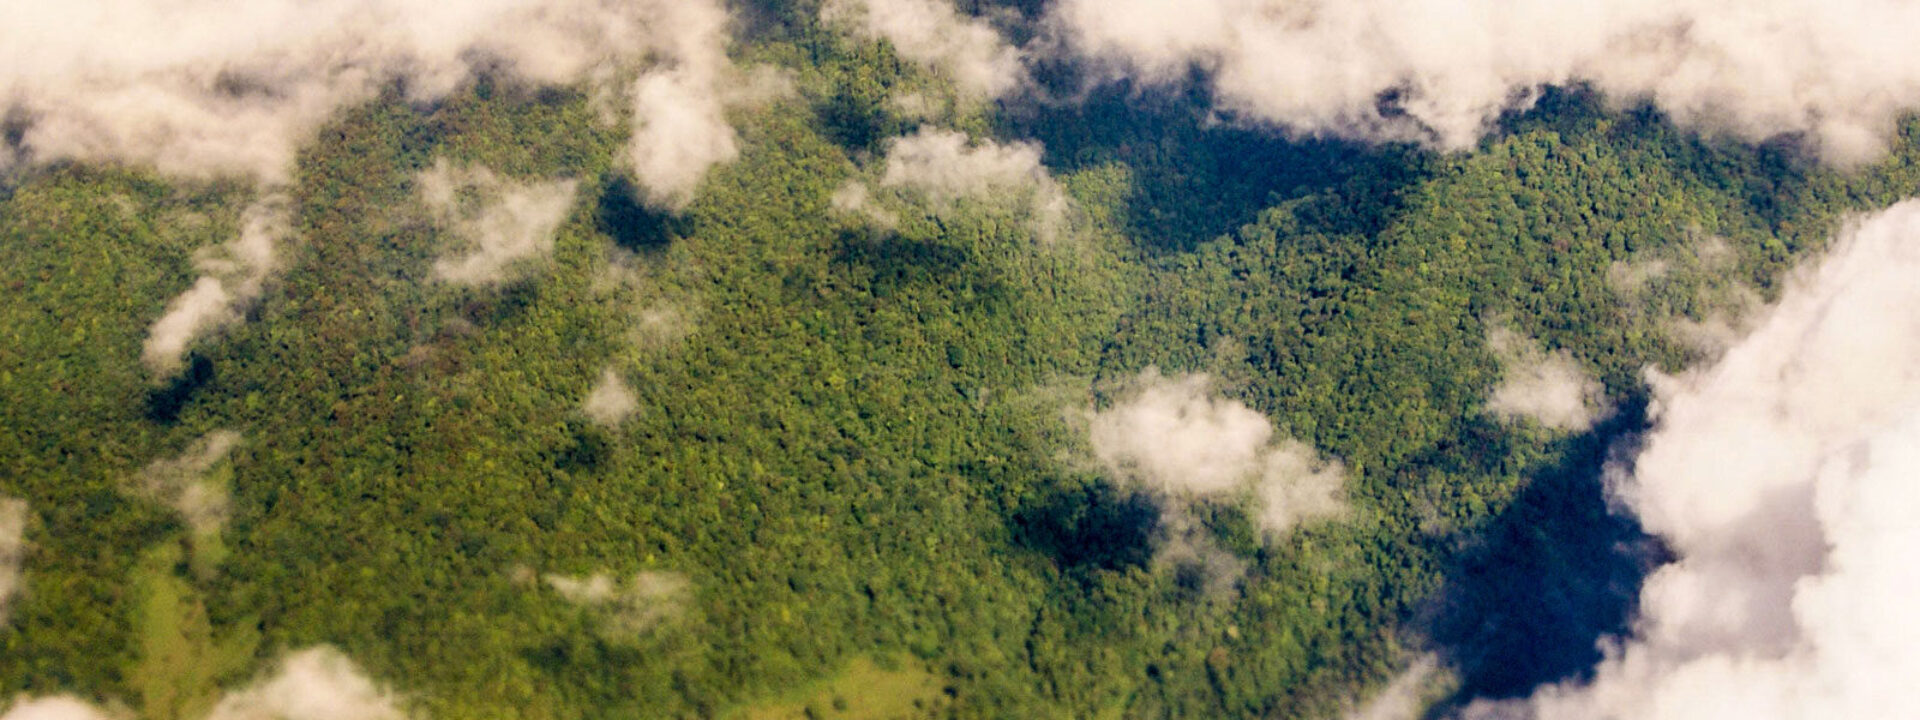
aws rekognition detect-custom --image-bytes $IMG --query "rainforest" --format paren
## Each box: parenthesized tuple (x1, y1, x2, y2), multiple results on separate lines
(6, 1, 1920, 719)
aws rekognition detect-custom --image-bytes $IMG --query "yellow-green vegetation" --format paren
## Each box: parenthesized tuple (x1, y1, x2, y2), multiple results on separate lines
(731, 656, 945, 720)
(6, 3, 1920, 719)
(129, 545, 258, 720)
(183, 460, 233, 580)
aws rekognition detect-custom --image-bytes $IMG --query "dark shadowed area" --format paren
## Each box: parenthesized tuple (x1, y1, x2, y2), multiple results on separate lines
(1426, 396, 1670, 706)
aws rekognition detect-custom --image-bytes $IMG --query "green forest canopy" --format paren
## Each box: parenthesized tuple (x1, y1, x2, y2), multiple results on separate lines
(4, 4, 1920, 719)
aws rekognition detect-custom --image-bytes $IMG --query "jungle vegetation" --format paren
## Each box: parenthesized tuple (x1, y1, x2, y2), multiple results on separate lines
(5, 2, 1920, 718)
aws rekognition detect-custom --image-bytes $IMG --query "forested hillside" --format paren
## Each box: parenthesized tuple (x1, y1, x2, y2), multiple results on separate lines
(5, 1, 1920, 719)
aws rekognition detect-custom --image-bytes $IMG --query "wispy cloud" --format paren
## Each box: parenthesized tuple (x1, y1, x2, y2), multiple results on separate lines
(1609, 233, 1765, 359)
(0, 695, 110, 720)
(1347, 655, 1442, 720)
(545, 570, 689, 635)
(143, 195, 288, 377)
(135, 430, 242, 575)
(836, 126, 1073, 241)
(581, 367, 638, 427)
(417, 159, 578, 286)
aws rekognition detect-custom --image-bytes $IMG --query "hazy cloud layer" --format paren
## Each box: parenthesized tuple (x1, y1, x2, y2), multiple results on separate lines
(1463, 201, 1920, 719)
(821, 0, 1024, 98)
(1089, 369, 1344, 535)
(0, 498, 26, 625)
(1485, 326, 1604, 432)
(418, 159, 579, 285)
(838, 126, 1072, 241)
(545, 570, 689, 634)
(2, 646, 403, 720)
(582, 367, 638, 426)
(1050, 0, 1920, 162)
(143, 195, 288, 376)
(1, 0, 760, 201)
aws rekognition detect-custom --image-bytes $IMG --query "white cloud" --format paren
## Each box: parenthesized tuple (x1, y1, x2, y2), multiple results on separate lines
(0, 0, 765, 203)
(1091, 371, 1275, 494)
(1089, 369, 1344, 535)
(417, 159, 578, 285)
(821, 0, 1025, 98)
(1485, 326, 1605, 432)
(622, 0, 792, 210)
(0, 0, 622, 181)
(0, 497, 26, 624)
(581, 367, 637, 427)
(0, 696, 109, 720)
(545, 570, 689, 634)
(841, 126, 1072, 241)
(2, 646, 403, 720)
(1250, 438, 1348, 535)
(878, 127, 1052, 204)
(1347, 655, 1441, 720)
(137, 430, 241, 541)
(143, 194, 289, 376)
(1462, 200, 1920, 719)
(206, 647, 407, 720)
(1050, 0, 1920, 163)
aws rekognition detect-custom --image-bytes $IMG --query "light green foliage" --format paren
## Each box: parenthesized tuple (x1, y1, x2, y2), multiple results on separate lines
(6, 8, 1920, 720)
(129, 545, 258, 720)
(729, 655, 945, 720)
(0, 168, 247, 691)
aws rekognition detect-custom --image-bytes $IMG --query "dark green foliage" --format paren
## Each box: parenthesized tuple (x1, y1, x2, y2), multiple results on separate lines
(595, 176, 684, 254)
(0, 166, 245, 697)
(1011, 480, 1159, 573)
(1002, 79, 1429, 253)
(146, 353, 214, 424)
(8, 12, 1920, 720)
(1428, 396, 1671, 701)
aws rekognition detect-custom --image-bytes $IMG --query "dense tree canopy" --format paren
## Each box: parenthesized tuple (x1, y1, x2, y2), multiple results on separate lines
(5, 4, 1920, 719)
